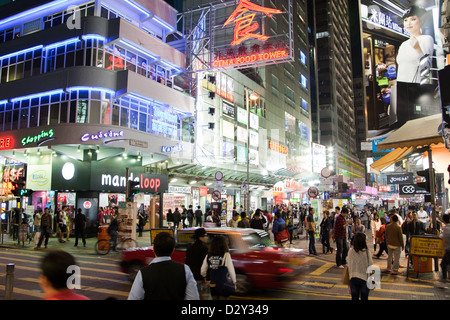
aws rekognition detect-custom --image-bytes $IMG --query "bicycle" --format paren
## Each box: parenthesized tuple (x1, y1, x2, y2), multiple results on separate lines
(95, 235, 137, 255)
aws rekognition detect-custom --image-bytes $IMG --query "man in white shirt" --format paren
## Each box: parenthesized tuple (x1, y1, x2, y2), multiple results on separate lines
(417, 206, 429, 226)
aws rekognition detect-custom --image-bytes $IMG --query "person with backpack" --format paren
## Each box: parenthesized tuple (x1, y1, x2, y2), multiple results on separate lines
(201, 236, 236, 300)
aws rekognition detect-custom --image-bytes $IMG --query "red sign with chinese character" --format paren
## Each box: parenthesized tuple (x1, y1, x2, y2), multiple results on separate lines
(223, 0, 282, 45)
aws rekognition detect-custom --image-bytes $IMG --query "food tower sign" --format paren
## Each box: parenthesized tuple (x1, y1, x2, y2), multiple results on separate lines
(182, 0, 294, 72)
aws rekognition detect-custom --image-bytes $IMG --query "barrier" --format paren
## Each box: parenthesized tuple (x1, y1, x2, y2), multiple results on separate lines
(407, 235, 444, 279)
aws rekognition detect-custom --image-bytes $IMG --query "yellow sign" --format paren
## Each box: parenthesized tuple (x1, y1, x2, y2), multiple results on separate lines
(410, 236, 444, 258)
(150, 228, 174, 244)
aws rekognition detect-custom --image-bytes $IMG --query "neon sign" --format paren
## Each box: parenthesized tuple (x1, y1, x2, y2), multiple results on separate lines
(0, 136, 13, 150)
(213, 49, 289, 68)
(268, 141, 288, 155)
(22, 129, 54, 146)
(81, 130, 124, 142)
(223, 0, 282, 45)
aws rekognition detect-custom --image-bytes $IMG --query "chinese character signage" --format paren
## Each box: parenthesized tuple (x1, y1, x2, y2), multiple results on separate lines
(182, 0, 294, 73)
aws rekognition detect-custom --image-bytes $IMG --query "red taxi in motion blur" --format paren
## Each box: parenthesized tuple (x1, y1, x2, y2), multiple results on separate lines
(119, 227, 308, 294)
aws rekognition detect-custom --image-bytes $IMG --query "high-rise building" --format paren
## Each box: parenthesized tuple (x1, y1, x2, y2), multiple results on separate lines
(314, 0, 365, 180)
(177, 0, 316, 210)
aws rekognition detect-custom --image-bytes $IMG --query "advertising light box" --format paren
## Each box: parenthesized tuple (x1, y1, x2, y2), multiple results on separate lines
(182, 0, 294, 73)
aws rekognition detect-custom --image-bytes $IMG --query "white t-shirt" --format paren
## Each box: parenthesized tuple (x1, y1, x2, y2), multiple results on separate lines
(396, 35, 434, 83)
(417, 210, 429, 225)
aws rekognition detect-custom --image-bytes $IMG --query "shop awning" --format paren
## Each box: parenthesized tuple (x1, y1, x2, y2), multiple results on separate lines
(369, 146, 415, 175)
(377, 114, 443, 151)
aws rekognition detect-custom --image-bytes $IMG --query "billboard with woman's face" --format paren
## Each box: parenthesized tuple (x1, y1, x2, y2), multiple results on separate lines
(361, 0, 446, 131)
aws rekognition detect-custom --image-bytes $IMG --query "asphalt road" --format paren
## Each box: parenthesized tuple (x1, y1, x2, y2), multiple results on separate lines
(0, 232, 449, 300)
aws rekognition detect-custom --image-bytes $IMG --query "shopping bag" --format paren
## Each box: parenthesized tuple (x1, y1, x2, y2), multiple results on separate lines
(342, 266, 350, 285)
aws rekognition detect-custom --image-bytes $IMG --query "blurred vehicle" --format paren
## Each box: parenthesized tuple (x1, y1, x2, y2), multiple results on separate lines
(119, 227, 308, 294)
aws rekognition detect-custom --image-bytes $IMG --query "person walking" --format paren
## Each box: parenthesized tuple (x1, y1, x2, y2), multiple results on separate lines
(73, 208, 87, 248)
(373, 219, 388, 258)
(128, 232, 199, 300)
(385, 214, 404, 275)
(137, 209, 145, 237)
(371, 212, 381, 252)
(185, 228, 210, 299)
(187, 205, 194, 228)
(107, 212, 120, 251)
(306, 208, 317, 255)
(285, 211, 294, 244)
(320, 211, 332, 254)
(39, 250, 89, 300)
(173, 208, 181, 231)
(333, 207, 349, 268)
(228, 212, 240, 228)
(195, 206, 203, 227)
(272, 210, 287, 246)
(35, 208, 52, 250)
(347, 233, 373, 300)
(237, 212, 250, 228)
(201, 236, 237, 300)
(437, 214, 450, 288)
(250, 210, 266, 230)
(33, 209, 42, 246)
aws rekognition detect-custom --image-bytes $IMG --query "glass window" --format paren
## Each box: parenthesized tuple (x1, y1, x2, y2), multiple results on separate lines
(20, 108, 28, 128)
(112, 104, 120, 125)
(101, 102, 111, 124)
(29, 106, 38, 127)
(60, 102, 68, 123)
(138, 112, 146, 132)
(39, 105, 49, 126)
(50, 103, 59, 124)
(69, 101, 77, 123)
(77, 100, 88, 123)
(120, 107, 128, 127)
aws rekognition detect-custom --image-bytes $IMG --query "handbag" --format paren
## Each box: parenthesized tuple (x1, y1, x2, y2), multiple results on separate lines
(342, 266, 350, 285)
(209, 253, 235, 296)
(276, 228, 290, 243)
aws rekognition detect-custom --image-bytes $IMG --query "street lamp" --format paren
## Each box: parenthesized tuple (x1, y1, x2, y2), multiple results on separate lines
(246, 89, 259, 214)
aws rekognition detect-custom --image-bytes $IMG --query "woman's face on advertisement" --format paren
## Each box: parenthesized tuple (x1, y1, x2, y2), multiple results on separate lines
(404, 15, 421, 35)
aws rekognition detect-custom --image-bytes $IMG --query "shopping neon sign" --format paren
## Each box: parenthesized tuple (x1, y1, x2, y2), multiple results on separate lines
(223, 0, 282, 45)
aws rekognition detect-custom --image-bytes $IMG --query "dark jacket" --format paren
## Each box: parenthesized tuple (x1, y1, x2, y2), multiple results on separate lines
(185, 240, 208, 281)
(74, 213, 86, 230)
(140, 260, 186, 300)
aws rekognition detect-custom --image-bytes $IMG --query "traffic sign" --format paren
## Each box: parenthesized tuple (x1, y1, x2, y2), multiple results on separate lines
(308, 186, 319, 198)
(321, 167, 332, 178)
(212, 190, 221, 201)
(215, 171, 223, 181)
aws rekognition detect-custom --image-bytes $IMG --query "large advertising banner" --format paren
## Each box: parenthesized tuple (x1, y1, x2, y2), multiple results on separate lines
(182, 0, 294, 73)
(361, 0, 446, 131)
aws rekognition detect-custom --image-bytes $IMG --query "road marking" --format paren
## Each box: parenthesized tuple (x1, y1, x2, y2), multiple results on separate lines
(309, 262, 335, 276)
(17, 277, 130, 298)
(0, 284, 44, 299)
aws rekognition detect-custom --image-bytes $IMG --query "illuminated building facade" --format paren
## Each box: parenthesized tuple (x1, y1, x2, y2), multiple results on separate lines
(0, 0, 193, 233)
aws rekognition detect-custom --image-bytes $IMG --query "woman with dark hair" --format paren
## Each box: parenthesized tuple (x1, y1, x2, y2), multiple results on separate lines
(201, 236, 236, 300)
(347, 233, 373, 300)
(396, 5, 434, 83)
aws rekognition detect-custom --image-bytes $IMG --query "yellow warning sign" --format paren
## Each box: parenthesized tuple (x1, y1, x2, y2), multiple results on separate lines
(410, 236, 444, 258)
